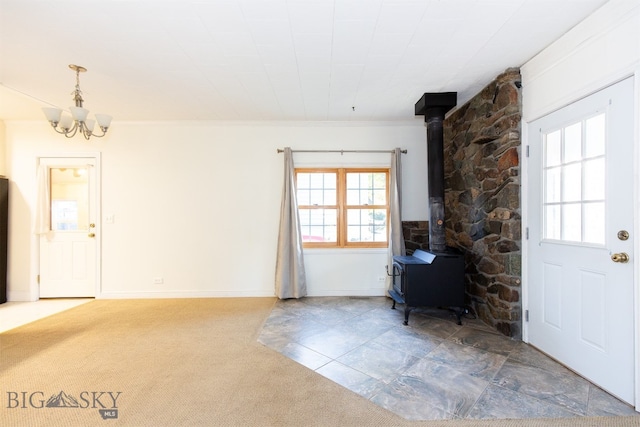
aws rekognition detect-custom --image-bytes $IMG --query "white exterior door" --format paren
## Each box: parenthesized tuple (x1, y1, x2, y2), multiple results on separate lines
(39, 156, 100, 298)
(527, 78, 635, 404)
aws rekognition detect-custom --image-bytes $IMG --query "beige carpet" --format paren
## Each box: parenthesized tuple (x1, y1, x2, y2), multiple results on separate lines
(0, 298, 638, 427)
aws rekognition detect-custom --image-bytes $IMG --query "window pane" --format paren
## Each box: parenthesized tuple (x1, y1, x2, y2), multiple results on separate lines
(296, 173, 310, 204)
(370, 209, 387, 241)
(50, 167, 89, 231)
(585, 113, 605, 158)
(297, 173, 311, 189)
(323, 173, 336, 188)
(545, 205, 561, 240)
(324, 189, 336, 204)
(309, 189, 324, 205)
(346, 209, 387, 242)
(562, 204, 582, 242)
(584, 202, 605, 244)
(583, 158, 605, 201)
(562, 163, 582, 202)
(346, 173, 367, 205)
(346, 189, 361, 205)
(346, 173, 359, 188)
(346, 172, 386, 206)
(299, 209, 337, 242)
(51, 200, 79, 231)
(564, 122, 582, 163)
(545, 167, 561, 203)
(297, 189, 310, 205)
(371, 188, 386, 205)
(545, 130, 562, 167)
(309, 173, 324, 188)
(297, 172, 336, 206)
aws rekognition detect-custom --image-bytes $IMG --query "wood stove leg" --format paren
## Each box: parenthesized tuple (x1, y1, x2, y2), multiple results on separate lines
(451, 307, 464, 325)
(403, 306, 414, 326)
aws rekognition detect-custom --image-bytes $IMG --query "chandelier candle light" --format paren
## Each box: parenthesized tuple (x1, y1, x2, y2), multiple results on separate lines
(42, 64, 112, 140)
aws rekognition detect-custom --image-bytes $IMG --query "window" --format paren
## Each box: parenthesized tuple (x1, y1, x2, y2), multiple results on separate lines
(50, 167, 89, 231)
(542, 112, 606, 244)
(296, 168, 389, 248)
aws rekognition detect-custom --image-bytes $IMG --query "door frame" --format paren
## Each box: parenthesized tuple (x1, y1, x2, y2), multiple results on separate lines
(522, 73, 640, 410)
(33, 152, 102, 300)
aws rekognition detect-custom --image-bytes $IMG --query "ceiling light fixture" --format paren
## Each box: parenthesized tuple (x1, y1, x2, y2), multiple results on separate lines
(42, 64, 112, 140)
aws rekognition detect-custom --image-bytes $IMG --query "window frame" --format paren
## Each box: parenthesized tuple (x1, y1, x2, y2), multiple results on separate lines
(541, 112, 606, 246)
(295, 167, 390, 249)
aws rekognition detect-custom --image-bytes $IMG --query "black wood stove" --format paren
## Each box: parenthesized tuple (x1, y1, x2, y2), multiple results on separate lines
(386, 91, 466, 326)
(388, 249, 465, 325)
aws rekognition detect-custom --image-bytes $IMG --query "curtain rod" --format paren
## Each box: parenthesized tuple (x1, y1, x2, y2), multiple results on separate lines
(277, 149, 407, 154)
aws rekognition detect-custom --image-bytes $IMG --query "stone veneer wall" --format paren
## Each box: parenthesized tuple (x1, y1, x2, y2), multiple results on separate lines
(444, 68, 522, 338)
(402, 221, 430, 254)
(402, 69, 524, 338)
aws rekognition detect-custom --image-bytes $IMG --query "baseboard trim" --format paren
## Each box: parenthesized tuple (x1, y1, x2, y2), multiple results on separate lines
(98, 290, 277, 299)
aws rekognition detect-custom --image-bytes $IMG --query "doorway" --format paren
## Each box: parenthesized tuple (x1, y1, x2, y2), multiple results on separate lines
(526, 78, 635, 404)
(38, 155, 101, 298)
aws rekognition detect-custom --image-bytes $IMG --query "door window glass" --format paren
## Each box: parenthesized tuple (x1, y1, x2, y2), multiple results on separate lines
(542, 112, 606, 244)
(50, 167, 89, 231)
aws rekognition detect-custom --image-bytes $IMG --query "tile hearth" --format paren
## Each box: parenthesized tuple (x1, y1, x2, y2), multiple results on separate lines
(257, 296, 638, 421)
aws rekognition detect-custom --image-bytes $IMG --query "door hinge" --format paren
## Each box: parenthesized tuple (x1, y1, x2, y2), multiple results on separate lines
(525, 309, 529, 322)
(526, 145, 530, 157)
(526, 227, 529, 240)
(37, 274, 40, 285)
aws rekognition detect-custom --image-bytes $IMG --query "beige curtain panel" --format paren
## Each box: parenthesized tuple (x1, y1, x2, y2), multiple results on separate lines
(274, 147, 307, 299)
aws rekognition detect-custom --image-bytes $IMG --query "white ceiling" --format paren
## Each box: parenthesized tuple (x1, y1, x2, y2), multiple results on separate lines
(0, 0, 608, 122)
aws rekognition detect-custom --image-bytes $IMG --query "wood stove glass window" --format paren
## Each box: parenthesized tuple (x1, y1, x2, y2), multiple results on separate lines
(296, 168, 389, 248)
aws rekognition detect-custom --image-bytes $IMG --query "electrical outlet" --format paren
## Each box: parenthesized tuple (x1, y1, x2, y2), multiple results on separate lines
(153, 277, 164, 284)
(378, 276, 386, 282)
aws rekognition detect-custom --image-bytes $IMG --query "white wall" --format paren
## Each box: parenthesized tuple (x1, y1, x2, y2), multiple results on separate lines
(520, 0, 640, 408)
(521, 0, 639, 120)
(4, 119, 429, 300)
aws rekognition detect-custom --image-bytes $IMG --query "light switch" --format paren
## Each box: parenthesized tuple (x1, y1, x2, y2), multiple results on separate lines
(105, 214, 115, 224)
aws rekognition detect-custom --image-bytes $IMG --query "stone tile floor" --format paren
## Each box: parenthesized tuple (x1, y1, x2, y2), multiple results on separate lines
(257, 296, 639, 421)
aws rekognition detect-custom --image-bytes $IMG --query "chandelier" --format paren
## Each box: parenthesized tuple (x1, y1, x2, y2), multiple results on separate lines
(42, 64, 112, 140)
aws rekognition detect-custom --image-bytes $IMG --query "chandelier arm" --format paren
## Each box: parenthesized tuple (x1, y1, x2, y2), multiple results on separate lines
(49, 121, 79, 137)
(81, 123, 95, 140)
(64, 123, 80, 138)
(88, 127, 108, 138)
(49, 123, 66, 134)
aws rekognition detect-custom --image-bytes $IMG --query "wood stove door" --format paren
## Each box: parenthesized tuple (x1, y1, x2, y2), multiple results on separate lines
(527, 77, 635, 405)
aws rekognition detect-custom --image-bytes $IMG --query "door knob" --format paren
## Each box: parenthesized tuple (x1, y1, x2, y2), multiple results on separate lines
(88, 233, 96, 238)
(617, 230, 629, 241)
(611, 252, 629, 263)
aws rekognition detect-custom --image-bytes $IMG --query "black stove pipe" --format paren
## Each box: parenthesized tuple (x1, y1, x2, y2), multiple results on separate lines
(415, 92, 457, 253)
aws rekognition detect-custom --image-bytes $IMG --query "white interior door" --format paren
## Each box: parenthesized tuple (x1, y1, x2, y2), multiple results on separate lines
(39, 156, 100, 298)
(527, 78, 635, 404)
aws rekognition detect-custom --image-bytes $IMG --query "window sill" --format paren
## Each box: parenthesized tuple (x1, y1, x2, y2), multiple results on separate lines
(303, 247, 388, 255)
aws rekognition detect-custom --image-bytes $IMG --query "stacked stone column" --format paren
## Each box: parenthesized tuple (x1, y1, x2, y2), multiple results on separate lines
(404, 68, 523, 339)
